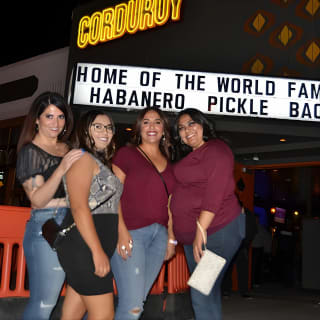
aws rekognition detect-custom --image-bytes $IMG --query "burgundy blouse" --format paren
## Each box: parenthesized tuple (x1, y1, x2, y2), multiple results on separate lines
(112, 146, 176, 230)
(171, 139, 241, 244)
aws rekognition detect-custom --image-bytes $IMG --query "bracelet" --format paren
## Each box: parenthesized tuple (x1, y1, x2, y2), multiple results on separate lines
(169, 239, 178, 246)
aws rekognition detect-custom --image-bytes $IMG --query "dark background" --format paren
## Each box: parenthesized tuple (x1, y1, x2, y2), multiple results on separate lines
(0, 1, 92, 67)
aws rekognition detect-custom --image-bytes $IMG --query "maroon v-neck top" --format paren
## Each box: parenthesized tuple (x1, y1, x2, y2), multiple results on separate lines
(170, 139, 241, 245)
(112, 146, 176, 230)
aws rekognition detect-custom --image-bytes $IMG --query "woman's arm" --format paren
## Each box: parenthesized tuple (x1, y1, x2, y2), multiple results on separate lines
(193, 145, 233, 262)
(193, 210, 215, 263)
(67, 153, 110, 278)
(165, 195, 176, 261)
(22, 149, 83, 208)
(112, 164, 133, 260)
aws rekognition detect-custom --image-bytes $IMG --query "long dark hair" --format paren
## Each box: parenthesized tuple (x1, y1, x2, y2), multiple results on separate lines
(172, 108, 218, 161)
(75, 110, 116, 168)
(17, 92, 74, 152)
(131, 107, 172, 160)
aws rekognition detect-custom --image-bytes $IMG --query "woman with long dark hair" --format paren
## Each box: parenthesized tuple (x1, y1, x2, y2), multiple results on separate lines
(16, 92, 83, 320)
(57, 110, 122, 320)
(110, 107, 176, 319)
(170, 108, 245, 320)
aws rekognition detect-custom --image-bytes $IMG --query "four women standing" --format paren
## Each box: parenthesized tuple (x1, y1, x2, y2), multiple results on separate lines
(17, 97, 243, 319)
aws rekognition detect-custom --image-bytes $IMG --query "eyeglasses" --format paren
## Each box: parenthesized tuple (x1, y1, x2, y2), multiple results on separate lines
(91, 123, 114, 133)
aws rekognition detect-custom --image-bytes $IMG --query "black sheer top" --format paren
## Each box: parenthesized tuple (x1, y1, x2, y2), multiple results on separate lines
(16, 143, 65, 199)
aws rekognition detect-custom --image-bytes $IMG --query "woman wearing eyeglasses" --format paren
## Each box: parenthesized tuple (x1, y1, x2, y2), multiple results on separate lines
(57, 110, 122, 320)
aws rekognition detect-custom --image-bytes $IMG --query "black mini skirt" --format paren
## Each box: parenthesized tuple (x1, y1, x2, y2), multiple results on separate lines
(57, 213, 118, 295)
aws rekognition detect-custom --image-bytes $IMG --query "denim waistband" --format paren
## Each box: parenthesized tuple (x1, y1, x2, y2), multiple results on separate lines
(31, 207, 69, 217)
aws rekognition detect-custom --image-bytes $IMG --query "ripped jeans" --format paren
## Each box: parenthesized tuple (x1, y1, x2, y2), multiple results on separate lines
(111, 223, 168, 320)
(22, 207, 67, 320)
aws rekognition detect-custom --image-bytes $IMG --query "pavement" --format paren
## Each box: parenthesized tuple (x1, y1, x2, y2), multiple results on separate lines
(1, 282, 320, 319)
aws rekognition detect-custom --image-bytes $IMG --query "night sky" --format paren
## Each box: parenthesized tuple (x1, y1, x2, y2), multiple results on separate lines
(1, 1, 91, 67)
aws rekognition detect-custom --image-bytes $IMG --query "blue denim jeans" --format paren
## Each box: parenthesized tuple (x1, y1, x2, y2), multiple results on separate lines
(184, 213, 245, 320)
(111, 223, 168, 320)
(22, 207, 67, 320)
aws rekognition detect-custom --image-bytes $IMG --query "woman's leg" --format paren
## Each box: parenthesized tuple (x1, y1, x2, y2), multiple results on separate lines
(143, 224, 167, 300)
(61, 286, 87, 320)
(22, 211, 66, 320)
(184, 213, 245, 320)
(111, 224, 167, 320)
(81, 292, 114, 320)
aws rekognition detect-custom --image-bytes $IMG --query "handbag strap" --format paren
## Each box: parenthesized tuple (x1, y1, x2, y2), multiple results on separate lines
(137, 146, 169, 198)
(196, 220, 207, 250)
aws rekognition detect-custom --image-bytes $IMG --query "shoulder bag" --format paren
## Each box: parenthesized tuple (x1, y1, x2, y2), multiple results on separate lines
(42, 196, 110, 251)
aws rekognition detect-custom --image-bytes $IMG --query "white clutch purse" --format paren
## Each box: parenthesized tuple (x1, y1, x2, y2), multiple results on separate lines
(187, 221, 226, 296)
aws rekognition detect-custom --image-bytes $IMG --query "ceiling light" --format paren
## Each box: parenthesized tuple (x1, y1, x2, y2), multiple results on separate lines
(280, 138, 286, 142)
(252, 154, 259, 161)
(125, 127, 133, 131)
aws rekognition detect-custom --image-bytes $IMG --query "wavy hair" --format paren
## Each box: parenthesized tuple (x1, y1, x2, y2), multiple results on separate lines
(131, 107, 172, 160)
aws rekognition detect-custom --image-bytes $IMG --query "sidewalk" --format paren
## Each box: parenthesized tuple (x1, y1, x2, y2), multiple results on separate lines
(222, 282, 320, 320)
(1, 282, 320, 319)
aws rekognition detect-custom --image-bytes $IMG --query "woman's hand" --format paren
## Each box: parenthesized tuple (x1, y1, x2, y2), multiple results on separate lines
(164, 242, 176, 261)
(92, 248, 110, 278)
(117, 227, 133, 260)
(193, 211, 215, 263)
(59, 149, 84, 175)
(193, 226, 207, 263)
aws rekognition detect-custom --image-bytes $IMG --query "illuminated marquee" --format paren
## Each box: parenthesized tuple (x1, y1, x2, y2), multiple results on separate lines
(77, 0, 183, 49)
(72, 63, 320, 122)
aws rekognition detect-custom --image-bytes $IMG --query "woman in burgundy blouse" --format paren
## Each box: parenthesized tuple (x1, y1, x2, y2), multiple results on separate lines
(171, 108, 245, 320)
(111, 107, 176, 320)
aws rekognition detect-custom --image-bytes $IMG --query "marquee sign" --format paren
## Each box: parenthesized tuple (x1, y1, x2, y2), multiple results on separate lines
(72, 63, 320, 122)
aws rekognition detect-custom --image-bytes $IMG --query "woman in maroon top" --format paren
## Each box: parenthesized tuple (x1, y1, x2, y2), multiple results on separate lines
(171, 108, 245, 320)
(110, 107, 176, 320)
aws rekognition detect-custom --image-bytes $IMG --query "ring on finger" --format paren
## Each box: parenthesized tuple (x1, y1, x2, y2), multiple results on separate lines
(121, 245, 126, 250)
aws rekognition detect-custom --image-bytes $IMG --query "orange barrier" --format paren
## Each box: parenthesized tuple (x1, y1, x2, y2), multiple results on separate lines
(0, 206, 31, 297)
(167, 244, 190, 294)
(0, 205, 166, 298)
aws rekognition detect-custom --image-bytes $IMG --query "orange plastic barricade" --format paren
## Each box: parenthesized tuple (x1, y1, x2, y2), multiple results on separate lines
(167, 244, 190, 294)
(0, 206, 31, 297)
(113, 263, 166, 296)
